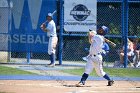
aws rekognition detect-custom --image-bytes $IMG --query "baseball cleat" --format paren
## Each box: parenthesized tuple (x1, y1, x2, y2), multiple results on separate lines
(134, 62, 140, 68)
(75, 81, 85, 87)
(137, 61, 140, 67)
(48, 63, 55, 67)
(107, 80, 114, 86)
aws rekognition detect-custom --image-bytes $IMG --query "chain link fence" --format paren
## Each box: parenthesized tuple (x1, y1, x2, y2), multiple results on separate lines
(62, 2, 122, 62)
(62, 1, 140, 68)
(0, 0, 140, 68)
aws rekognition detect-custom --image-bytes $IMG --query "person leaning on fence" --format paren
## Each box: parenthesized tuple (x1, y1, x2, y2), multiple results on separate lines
(119, 38, 134, 66)
(40, 13, 58, 67)
(133, 38, 140, 67)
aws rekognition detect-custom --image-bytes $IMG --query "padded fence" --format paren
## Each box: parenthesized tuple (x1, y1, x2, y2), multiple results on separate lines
(0, 0, 57, 63)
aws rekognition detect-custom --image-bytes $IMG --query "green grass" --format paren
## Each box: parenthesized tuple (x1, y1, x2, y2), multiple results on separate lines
(62, 68, 140, 77)
(0, 66, 36, 75)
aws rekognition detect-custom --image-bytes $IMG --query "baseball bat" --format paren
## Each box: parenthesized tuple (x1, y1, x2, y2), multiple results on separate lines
(104, 38, 116, 47)
(52, 10, 57, 16)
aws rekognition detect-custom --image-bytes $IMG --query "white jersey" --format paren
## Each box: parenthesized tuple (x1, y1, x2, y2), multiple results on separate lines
(89, 35, 104, 55)
(46, 20, 57, 37)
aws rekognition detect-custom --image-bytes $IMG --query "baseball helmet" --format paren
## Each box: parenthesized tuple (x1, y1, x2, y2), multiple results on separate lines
(97, 26, 109, 35)
(101, 26, 109, 34)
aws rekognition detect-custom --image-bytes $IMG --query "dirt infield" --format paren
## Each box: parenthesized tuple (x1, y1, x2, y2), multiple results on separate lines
(0, 80, 140, 93)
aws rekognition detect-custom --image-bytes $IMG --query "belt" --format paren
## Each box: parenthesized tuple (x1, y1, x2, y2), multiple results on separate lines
(49, 36, 57, 37)
(92, 53, 101, 57)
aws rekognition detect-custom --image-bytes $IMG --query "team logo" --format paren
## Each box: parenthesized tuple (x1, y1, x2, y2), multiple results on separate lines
(70, 4, 91, 21)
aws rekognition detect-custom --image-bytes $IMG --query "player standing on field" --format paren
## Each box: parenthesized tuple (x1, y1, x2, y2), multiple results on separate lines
(76, 26, 114, 87)
(40, 13, 58, 67)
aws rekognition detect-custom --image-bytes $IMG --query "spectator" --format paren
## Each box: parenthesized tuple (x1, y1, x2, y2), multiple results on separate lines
(119, 38, 134, 66)
(133, 38, 140, 67)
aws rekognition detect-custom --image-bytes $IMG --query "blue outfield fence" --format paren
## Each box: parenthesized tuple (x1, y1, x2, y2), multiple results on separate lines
(10, 0, 57, 53)
(0, 0, 140, 67)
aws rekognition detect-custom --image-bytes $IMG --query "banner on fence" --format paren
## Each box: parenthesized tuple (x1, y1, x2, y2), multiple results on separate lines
(0, 0, 57, 53)
(64, 0, 97, 32)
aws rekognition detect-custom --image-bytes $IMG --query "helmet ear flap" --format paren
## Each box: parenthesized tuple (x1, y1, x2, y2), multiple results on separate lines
(97, 28, 105, 35)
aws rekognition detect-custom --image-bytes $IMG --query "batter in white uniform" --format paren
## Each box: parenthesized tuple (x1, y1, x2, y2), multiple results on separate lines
(76, 26, 114, 86)
(40, 13, 58, 67)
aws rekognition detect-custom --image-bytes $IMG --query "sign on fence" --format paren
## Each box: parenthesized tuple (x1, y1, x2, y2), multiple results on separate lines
(64, 0, 97, 32)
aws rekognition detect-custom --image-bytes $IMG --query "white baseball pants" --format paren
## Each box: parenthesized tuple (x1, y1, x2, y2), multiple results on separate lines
(48, 36, 58, 55)
(85, 54, 106, 77)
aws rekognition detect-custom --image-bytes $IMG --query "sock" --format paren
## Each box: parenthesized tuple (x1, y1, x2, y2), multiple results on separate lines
(80, 73, 89, 82)
(103, 74, 111, 81)
(50, 54, 55, 64)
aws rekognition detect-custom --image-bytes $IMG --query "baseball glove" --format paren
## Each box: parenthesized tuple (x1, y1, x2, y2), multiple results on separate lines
(40, 23, 46, 30)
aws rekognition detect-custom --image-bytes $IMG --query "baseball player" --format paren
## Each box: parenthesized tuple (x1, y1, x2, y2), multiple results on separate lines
(76, 26, 114, 87)
(40, 13, 58, 67)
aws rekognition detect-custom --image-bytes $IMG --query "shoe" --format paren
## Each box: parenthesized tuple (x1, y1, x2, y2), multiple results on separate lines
(134, 62, 140, 68)
(137, 61, 140, 67)
(48, 63, 55, 67)
(107, 80, 114, 86)
(75, 81, 85, 87)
